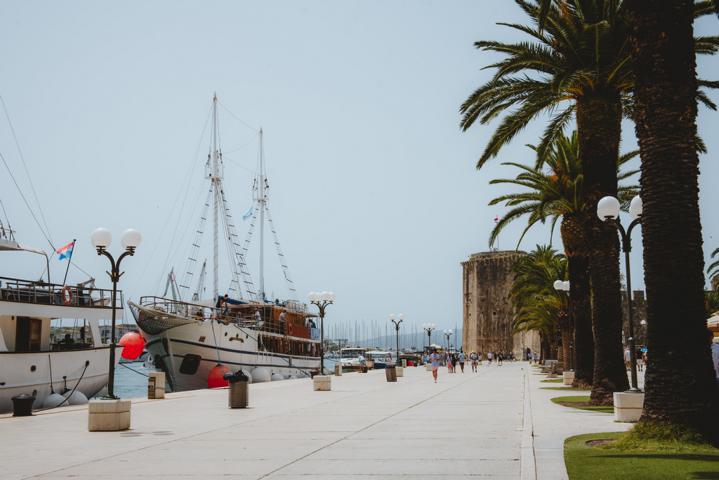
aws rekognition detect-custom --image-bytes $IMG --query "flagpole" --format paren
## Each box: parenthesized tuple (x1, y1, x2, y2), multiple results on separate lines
(62, 239, 76, 286)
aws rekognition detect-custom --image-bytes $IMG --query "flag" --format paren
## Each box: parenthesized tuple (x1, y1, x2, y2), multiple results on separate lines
(56, 240, 75, 261)
(242, 206, 254, 221)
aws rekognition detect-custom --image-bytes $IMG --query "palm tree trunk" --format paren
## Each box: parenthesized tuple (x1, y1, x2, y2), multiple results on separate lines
(577, 95, 630, 405)
(626, 0, 719, 442)
(562, 215, 594, 387)
(559, 313, 572, 372)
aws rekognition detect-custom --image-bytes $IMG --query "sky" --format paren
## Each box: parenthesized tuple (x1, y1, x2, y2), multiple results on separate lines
(1, 1, 718, 336)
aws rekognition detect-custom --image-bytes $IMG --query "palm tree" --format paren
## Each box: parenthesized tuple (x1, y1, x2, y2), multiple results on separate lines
(510, 246, 568, 362)
(461, 0, 718, 405)
(489, 131, 638, 387)
(461, 0, 635, 403)
(623, 0, 719, 442)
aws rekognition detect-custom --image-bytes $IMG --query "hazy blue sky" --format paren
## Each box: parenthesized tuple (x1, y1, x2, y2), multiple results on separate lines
(1, 1, 718, 335)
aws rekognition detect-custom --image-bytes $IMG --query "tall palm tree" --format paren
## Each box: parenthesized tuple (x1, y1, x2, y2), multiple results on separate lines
(462, 0, 718, 405)
(511, 246, 568, 361)
(461, 0, 634, 403)
(623, 0, 719, 442)
(489, 131, 638, 387)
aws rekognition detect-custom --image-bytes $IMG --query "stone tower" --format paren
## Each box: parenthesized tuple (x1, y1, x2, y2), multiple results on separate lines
(461, 250, 539, 356)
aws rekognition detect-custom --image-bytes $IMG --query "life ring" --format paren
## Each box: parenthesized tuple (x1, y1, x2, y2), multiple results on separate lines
(61, 286, 73, 306)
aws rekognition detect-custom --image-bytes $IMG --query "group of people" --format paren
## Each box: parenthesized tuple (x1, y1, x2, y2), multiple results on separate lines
(424, 349, 516, 382)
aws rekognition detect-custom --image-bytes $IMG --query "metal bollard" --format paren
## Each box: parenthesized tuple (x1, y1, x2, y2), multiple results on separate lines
(224, 371, 249, 408)
(12, 394, 34, 416)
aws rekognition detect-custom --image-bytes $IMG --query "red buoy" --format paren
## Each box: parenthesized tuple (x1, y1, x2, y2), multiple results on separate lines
(208, 364, 230, 388)
(119, 332, 145, 360)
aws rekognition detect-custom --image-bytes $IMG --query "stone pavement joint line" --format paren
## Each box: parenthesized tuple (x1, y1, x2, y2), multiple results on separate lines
(0, 363, 627, 479)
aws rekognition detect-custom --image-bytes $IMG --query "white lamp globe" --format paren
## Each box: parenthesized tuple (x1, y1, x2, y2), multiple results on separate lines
(553, 280, 564, 291)
(121, 228, 142, 249)
(308, 292, 317, 302)
(91, 228, 112, 249)
(389, 313, 396, 320)
(629, 196, 643, 219)
(597, 196, 621, 220)
(328, 292, 336, 302)
(398, 313, 404, 320)
(563, 280, 571, 291)
(320, 291, 329, 301)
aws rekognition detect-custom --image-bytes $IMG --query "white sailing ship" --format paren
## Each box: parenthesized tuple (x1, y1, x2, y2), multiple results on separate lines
(0, 225, 119, 412)
(130, 95, 320, 391)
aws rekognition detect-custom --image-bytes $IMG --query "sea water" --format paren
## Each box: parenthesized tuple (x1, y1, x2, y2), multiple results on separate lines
(113, 358, 337, 398)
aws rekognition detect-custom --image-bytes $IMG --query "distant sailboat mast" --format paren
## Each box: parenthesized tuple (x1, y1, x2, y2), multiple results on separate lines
(211, 94, 221, 301)
(258, 128, 266, 302)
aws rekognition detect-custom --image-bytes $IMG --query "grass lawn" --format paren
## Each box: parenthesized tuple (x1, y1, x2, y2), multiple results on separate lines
(550, 395, 614, 414)
(565, 432, 719, 479)
(541, 378, 564, 383)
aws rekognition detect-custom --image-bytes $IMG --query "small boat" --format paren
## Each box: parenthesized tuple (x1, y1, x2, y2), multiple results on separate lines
(364, 350, 395, 369)
(338, 347, 368, 367)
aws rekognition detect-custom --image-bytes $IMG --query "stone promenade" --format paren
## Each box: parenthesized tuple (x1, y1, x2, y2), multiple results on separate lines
(0, 362, 628, 479)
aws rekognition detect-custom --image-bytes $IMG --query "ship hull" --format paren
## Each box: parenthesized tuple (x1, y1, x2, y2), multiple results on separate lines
(131, 303, 321, 392)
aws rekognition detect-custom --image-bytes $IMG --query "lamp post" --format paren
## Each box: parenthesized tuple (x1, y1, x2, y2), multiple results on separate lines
(309, 291, 335, 375)
(422, 323, 435, 352)
(443, 329, 453, 353)
(553, 280, 572, 370)
(597, 195, 643, 392)
(389, 313, 404, 366)
(91, 227, 141, 399)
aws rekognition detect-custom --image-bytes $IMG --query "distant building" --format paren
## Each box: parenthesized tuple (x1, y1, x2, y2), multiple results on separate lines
(461, 250, 540, 357)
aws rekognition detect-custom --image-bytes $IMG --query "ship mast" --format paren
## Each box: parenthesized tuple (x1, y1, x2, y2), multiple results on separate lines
(258, 128, 266, 302)
(211, 94, 221, 301)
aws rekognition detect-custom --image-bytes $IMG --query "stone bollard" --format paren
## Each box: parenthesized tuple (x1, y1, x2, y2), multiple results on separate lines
(395, 366, 404, 377)
(88, 399, 131, 431)
(562, 370, 575, 386)
(425, 363, 432, 371)
(613, 391, 644, 422)
(313, 375, 331, 391)
(366, 360, 375, 370)
(148, 372, 166, 399)
(334, 363, 342, 376)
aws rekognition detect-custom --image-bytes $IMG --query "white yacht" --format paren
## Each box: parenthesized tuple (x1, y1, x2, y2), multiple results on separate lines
(131, 95, 321, 391)
(0, 227, 119, 413)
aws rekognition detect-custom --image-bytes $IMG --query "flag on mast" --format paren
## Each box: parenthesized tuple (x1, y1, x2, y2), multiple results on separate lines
(56, 241, 75, 261)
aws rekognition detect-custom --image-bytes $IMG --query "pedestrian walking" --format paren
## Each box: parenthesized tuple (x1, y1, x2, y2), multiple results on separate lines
(446, 352, 453, 373)
(470, 351, 478, 372)
(430, 349, 441, 383)
(487, 351, 493, 365)
(451, 352, 458, 373)
(458, 351, 466, 373)
(497, 352, 503, 366)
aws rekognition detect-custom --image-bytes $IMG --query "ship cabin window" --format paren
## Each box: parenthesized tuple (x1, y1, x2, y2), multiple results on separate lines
(16, 317, 42, 352)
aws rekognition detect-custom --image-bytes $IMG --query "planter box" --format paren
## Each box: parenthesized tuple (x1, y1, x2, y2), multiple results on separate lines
(613, 391, 645, 423)
(88, 399, 131, 431)
(563, 371, 575, 386)
(148, 372, 165, 399)
(313, 375, 331, 391)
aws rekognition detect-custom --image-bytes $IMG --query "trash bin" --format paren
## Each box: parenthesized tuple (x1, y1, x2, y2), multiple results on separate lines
(12, 394, 35, 416)
(385, 366, 397, 383)
(224, 370, 249, 409)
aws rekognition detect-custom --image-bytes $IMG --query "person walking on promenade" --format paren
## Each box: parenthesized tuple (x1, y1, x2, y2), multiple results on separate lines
(497, 352, 503, 366)
(451, 352, 458, 373)
(470, 351, 478, 372)
(430, 348, 440, 383)
(458, 351, 466, 373)
(447, 352, 454, 373)
(487, 351, 493, 365)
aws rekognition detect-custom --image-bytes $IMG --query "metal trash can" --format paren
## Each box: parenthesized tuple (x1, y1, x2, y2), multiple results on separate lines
(224, 371, 249, 408)
(385, 366, 397, 383)
(12, 394, 34, 416)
